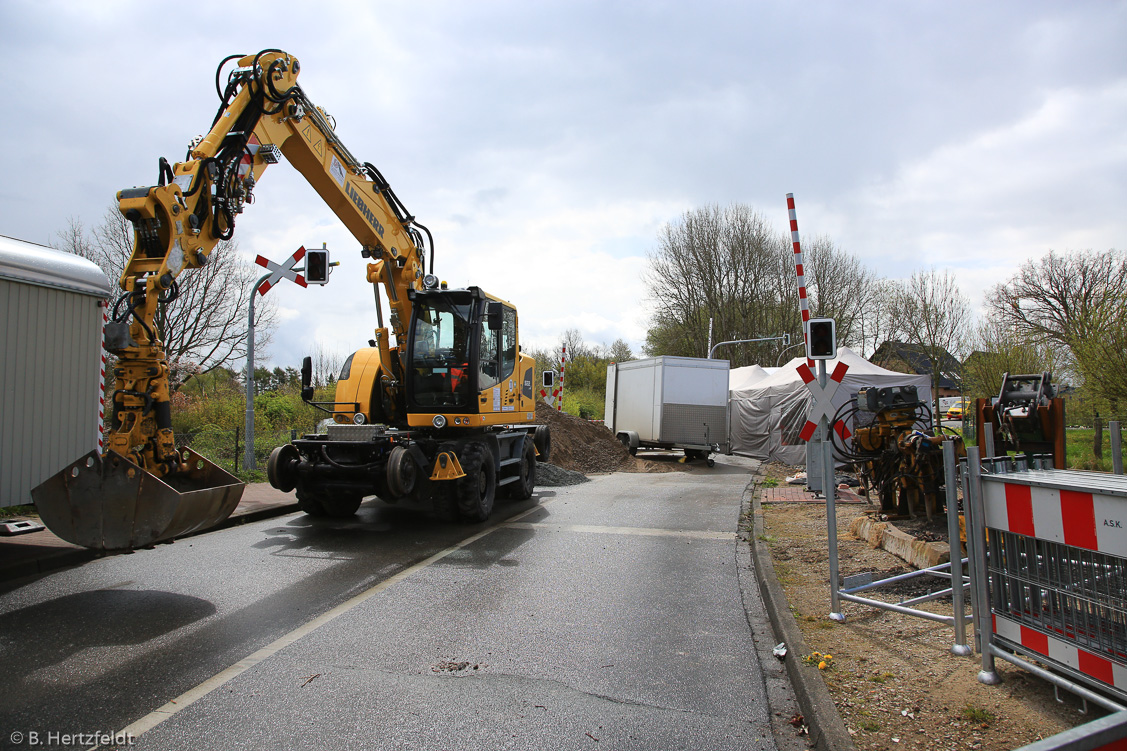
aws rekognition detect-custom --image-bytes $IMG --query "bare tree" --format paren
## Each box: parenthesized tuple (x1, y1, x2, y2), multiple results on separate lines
(988, 249, 1127, 408)
(643, 204, 792, 365)
(963, 314, 1066, 401)
(887, 269, 973, 418)
(802, 235, 882, 354)
(308, 343, 345, 388)
(558, 328, 591, 362)
(643, 204, 886, 365)
(854, 279, 900, 359)
(58, 206, 275, 385)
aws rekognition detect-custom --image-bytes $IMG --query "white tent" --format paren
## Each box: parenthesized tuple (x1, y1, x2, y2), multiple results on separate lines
(728, 347, 932, 464)
(729, 364, 770, 391)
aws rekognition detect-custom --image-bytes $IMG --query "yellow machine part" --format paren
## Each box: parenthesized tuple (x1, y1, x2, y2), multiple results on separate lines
(430, 451, 466, 481)
(334, 347, 387, 424)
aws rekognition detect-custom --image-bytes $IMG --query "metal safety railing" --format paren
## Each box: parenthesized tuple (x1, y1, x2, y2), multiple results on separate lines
(965, 446, 1127, 713)
(1012, 709, 1127, 751)
(824, 440, 975, 655)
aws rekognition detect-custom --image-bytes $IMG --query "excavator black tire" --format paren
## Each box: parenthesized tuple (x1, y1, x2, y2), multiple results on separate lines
(504, 438, 536, 501)
(533, 425, 551, 462)
(456, 443, 496, 522)
(297, 488, 327, 517)
(320, 493, 363, 518)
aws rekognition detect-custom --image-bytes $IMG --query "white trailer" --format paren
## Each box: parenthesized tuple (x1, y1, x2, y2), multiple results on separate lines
(605, 356, 729, 465)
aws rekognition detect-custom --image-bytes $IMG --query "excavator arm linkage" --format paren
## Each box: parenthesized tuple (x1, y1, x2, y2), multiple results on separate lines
(34, 50, 428, 550)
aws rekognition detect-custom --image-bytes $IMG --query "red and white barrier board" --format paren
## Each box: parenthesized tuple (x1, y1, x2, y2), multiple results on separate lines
(993, 613, 1127, 691)
(980, 471, 1127, 558)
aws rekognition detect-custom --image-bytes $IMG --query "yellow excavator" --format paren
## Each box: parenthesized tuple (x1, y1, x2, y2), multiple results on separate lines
(33, 49, 548, 551)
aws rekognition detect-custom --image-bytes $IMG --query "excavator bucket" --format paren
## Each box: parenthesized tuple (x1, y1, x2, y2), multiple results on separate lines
(32, 448, 244, 552)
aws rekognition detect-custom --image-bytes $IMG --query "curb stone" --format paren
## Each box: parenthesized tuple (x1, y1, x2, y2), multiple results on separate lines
(748, 472, 858, 751)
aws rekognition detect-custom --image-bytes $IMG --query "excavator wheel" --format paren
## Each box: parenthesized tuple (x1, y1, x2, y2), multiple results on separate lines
(456, 443, 496, 522)
(297, 488, 328, 517)
(386, 446, 419, 497)
(267, 444, 299, 493)
(320, 493, 363, 518)
(504, 438, 537, 501)
(533, 425, 551, 462)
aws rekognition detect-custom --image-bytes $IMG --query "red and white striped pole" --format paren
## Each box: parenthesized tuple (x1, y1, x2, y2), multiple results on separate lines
(557, 345, 566, 412)
(787, 193, 814, 369)
(97, 300, 109, 451)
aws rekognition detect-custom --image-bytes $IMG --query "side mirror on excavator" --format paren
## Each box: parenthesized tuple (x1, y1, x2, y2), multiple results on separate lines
(543, 370, 556, 389)
(487, 301, 503, 331)
(301, 356, 314, 402)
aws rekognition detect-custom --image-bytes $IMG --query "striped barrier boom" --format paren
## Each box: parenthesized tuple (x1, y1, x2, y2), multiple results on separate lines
(786, 193, 814, 369)
(97, 301, 108, 450)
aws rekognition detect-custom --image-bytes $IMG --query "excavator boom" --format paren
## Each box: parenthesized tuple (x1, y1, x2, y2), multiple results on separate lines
(34, 50, 432, 550)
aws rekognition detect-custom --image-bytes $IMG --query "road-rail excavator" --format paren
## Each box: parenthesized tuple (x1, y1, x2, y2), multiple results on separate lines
(33, 49, 548, 551)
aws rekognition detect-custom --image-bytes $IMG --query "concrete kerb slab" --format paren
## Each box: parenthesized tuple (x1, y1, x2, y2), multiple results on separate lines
(745, 470, 858, 751)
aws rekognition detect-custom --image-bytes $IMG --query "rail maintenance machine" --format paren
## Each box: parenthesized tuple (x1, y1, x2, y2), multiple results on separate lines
(33, 49, 549, 551)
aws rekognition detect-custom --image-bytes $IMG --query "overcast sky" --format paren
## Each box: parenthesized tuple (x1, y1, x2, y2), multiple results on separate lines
(1, 0, 1123, 368)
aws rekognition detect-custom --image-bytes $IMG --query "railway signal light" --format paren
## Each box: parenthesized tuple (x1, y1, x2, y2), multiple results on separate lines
(305, 247, 330, 285)
(807, 318, 837, 360)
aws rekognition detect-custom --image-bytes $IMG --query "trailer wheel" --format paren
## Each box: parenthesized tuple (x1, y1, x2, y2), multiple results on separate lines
(618, 434, 636, 456)
(457, 443, 496, 522)
(505, 438, 537, 501)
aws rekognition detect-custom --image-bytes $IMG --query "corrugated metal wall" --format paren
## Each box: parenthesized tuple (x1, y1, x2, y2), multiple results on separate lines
(1, 278, 103, 507)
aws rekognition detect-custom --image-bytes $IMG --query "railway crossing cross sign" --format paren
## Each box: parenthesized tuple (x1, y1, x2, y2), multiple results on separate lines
(255, 246, 308, 295)
(797, 360, 850, 442)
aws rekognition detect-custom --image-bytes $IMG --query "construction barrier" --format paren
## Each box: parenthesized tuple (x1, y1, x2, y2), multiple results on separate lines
(967, 447, 1127, 712)
(1012, 709, 1127, 751)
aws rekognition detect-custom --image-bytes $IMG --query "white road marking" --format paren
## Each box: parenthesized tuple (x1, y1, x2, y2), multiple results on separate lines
(502, 521, 735, 540)
(94, 502, 550, 749)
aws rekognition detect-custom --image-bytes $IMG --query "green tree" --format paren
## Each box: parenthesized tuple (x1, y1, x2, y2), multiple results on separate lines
(988, 248, 1126, 413)
(962, 315, 1065, 402)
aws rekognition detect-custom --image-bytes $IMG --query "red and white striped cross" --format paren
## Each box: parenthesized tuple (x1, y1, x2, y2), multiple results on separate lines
(797, 361, 850, 442)
(255, 246, 308, 296)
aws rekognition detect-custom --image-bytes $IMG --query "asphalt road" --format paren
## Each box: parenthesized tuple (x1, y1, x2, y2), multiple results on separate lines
(0, 456, 786, 750)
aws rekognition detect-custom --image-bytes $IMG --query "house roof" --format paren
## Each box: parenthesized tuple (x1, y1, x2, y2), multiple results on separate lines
(870, 340, 962, 390)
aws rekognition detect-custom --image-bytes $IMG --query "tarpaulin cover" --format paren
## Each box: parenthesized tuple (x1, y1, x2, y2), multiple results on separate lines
(728, 347, 932, 464)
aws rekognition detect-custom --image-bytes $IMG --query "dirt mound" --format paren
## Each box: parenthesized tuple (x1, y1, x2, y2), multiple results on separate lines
(535, 403, 637, 474)
(533, 403, 687, 475)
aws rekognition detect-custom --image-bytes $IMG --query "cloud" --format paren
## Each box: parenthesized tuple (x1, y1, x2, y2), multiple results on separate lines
(822, 81, 1127, 303)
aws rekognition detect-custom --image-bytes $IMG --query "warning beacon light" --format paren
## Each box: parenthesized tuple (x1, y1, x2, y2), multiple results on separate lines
(806, 318, 837, 360)
(305, 247, 330, 285)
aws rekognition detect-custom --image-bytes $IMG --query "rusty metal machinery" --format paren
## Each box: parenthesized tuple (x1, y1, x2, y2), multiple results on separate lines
(831, 385, 964, 521)
(975, 372, 1066, 467)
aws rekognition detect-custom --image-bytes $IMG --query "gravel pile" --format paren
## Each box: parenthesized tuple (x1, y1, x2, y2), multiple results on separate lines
(534, 462, 590, 487)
